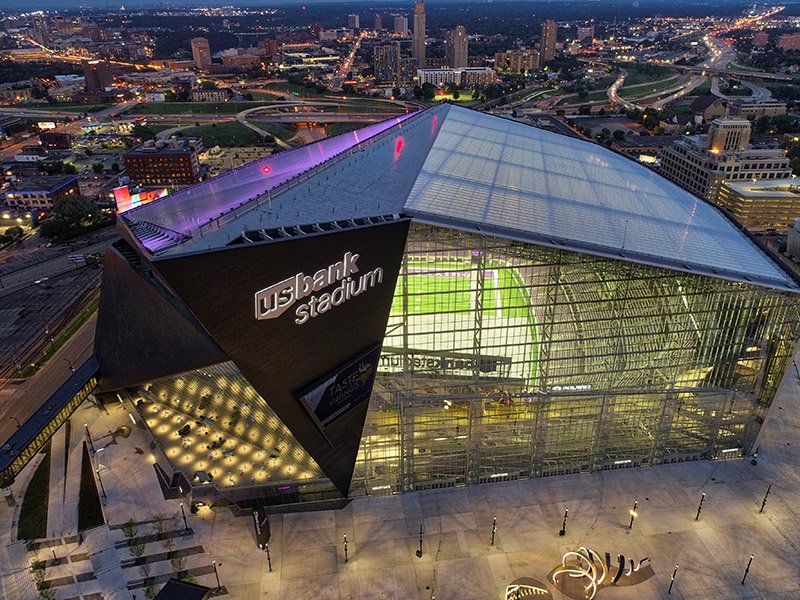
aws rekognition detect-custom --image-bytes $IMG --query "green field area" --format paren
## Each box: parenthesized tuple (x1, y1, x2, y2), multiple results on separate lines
(250, 120, 298, 140)
(179, 122, 266, 147)
(617, 64, 673, 86)
(393, 260, 529, 318)
(265, 82, 326, 97)
(620, 76, 686, 98)
(557, 90, 610, 106)
(21, 103, 111, 113)
(324, 122, 362, 137)
(131, 102, 266, 115)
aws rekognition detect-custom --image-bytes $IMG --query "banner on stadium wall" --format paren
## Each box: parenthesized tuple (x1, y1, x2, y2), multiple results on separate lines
(113, 186, 169, 213)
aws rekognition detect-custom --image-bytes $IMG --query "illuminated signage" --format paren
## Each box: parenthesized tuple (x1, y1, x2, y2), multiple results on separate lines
(254, 251, 384, 325)
(379, 347, 512, 376)
(294, 345, 381, 428)
(550, 384, 592, 392)
(113, 186, 168, 213)
(37, 121, 57, 130)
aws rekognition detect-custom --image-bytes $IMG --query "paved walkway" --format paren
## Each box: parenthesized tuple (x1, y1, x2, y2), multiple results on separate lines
(3, 348, 800, 598)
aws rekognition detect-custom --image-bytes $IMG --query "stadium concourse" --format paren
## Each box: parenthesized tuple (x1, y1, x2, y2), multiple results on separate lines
(90, 103, 799, 512)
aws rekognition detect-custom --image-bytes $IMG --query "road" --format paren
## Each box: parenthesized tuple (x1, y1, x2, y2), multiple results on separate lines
(650, 75, 707, 110)
(330, 32, 366, 91)
(607, 69, 642, 111)
(0, 312, 96, 447)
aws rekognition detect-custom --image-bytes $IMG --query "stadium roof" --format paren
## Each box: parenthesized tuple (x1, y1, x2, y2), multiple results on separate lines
(121, 104, 798, 292)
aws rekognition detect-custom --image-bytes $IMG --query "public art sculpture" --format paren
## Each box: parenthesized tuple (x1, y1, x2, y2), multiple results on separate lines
(549, 547, 654, 599)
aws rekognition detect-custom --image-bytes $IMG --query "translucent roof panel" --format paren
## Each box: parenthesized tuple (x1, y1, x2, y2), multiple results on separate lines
(404, 105, 796, 290)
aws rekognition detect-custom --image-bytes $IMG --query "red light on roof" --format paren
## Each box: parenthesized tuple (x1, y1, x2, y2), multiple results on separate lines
(262, 165, 271, 174)
(395, 137, 404, 155)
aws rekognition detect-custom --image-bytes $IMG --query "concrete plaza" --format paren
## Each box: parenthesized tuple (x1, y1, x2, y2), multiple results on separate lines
(2, 352, 800, 600)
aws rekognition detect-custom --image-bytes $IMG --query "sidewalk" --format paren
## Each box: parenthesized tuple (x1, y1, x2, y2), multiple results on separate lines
(4, 351, 800, 599)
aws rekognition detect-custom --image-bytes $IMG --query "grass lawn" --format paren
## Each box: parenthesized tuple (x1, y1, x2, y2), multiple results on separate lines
(264, 82, 327, 97)
(558, 90, 610, 105)
(249, 121, 298, 141)
(324, 122, 362, 137)
(617, 64, 673, 86)
(619, 76, 687, 99)
(432, 92, 476, 103)
(78, 442, 104, 532)
(130, 102, 268, 116)
(18, 442, 51, 541)
(21, 103, 111, 113)
(691, 78, 712, 96)
(179, 122, 266, 147)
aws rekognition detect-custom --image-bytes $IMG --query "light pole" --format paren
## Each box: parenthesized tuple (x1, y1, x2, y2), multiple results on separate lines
(265, 543, 272, 572)
(416, 523, 423, 558)
(95, 468, 106, 500)
(212, 559, 221, 590)
(695, 492, 705, 521)
(668, 564, 678, 594)
(10, 417, 20, 429)
(741, 555, 753, 585)
(628, 500, 638, 529)
(760, 484, 771, 513)
(64, 358, 74, 373)
(559, 509, 568, 537)
(180, 502, 188, 532)
(343, 533, 348, 563)
(491, 516, 497, 545)
(84, 424, 96, 454)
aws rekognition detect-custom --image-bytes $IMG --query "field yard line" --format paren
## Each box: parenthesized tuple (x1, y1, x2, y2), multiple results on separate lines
(487, 269, 502, 317)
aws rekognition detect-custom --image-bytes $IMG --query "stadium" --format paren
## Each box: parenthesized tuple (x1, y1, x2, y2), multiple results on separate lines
(92, 104, 800, 510)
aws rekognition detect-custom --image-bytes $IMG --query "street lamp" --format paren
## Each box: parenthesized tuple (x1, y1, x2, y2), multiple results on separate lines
(559, 508, 569, 537)
(84, 424, 96, 454)
(695, 492, 706, 521)
(491, 516, 497, 545)
(180, 502, 188, 532)
(212, 559, 221, 590)
(95, 468, 107, 500)
(10, 417, 20, 429)
(64, 358, 74, 372)
(628, 500, 638, 529)
(343, 533, 348, 563)
(668, 564, 678, 594)
(416, 523, 424, 558)
(741, 555, 753, 585)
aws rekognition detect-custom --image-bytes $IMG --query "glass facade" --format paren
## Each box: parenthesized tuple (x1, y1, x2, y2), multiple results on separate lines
(134, 223, 799, 505)
(352, 224, 800, 495)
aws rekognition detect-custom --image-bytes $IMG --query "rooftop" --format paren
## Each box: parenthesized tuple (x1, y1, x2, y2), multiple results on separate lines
(122, 104, 798, 292)
(5, 175, 78, 194)
(722, 178, 800, 197)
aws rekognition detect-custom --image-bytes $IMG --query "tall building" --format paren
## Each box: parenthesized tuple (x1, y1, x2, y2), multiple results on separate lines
(123, 138, 203, 187)
(727, 99, 787, 120)
(540, 19, 557, 62)
(777, 32, 800, 51)
(707, 118, 751, 153)
(374, 13, 382, 31)
(393, 15, 409, 36)
(576, 22, 595, 42)
(191, 37, 212, 71)
(82, 60, 114, 92)
(374, 44, 401, 85)
(347, 14, 360, 30)
(659, 118, 792, 202)
(94, 105, 800, 511)
(495, 49, 540, 73)
(445, 26, 468, 69)
(412, 1, 426, 62)
(753, 30, 769, 48)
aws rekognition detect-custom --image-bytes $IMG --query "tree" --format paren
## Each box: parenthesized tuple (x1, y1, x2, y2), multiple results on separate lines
(421, 82, 436, 101)
(91, 162, 104, 174)
(4, 226, 23, 238)
(392, 87, 402, 99)
(452, 89, 460, 100)
(612, 129, 626, 141)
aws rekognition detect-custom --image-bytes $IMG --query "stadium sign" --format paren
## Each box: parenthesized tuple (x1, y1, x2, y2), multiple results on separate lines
(254, 251, 384, 325)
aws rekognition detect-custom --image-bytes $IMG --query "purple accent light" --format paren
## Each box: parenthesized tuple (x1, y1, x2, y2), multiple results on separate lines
(123, 112, 417, 253)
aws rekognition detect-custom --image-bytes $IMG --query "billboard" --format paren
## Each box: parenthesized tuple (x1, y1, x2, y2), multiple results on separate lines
(113, 186, 169, 214)
(295, 344, 381, 430)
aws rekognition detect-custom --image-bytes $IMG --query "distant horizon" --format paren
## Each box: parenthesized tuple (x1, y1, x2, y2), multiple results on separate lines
(0, 0, 775, 11)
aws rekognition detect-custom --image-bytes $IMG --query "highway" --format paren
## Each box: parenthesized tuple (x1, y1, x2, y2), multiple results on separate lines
(330, 32, 366, 91)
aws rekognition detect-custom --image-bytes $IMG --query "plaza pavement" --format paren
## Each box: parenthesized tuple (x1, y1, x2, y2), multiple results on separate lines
(2, 351, 800, 599)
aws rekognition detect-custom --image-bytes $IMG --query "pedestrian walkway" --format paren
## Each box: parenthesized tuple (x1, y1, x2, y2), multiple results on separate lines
(46, 423, 68, 538)
(5, 351, 800, 598)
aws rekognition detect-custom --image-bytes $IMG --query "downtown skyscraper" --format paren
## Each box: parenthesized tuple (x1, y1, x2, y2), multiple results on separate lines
(413, 1, 426, 63)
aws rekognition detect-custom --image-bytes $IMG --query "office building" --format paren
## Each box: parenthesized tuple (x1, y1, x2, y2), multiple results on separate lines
(374, 14, 382, 31)
(412, 2, 426, 62)
(191, 37, 212, 71)
(123, 138, 203, 187)
(576, 22, 595, 42)
(777, 33, 800, 51)
(347, 14, 360, 30)
(717, 179, 800, 230)
(374, 44, 401, 85)
(417, 67, 496, 87)
(753, 31, 770, 48)
(394, 15, 409, 37)
(3, 175, 79, 209)
(727, 99, 787, 120)
(495, 49, 540, 73)
(659, 118, 792, 202)
(93, 105, 800, 511)
(541, 19, 557, 62)
(445, 26, 468, 69)
(82, 60, 114, 92)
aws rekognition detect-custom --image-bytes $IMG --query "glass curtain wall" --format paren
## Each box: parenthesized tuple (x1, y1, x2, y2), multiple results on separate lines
(352, 224, 800, 495)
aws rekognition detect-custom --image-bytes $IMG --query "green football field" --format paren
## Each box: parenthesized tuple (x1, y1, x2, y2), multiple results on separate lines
(391, 258, 530, 317)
